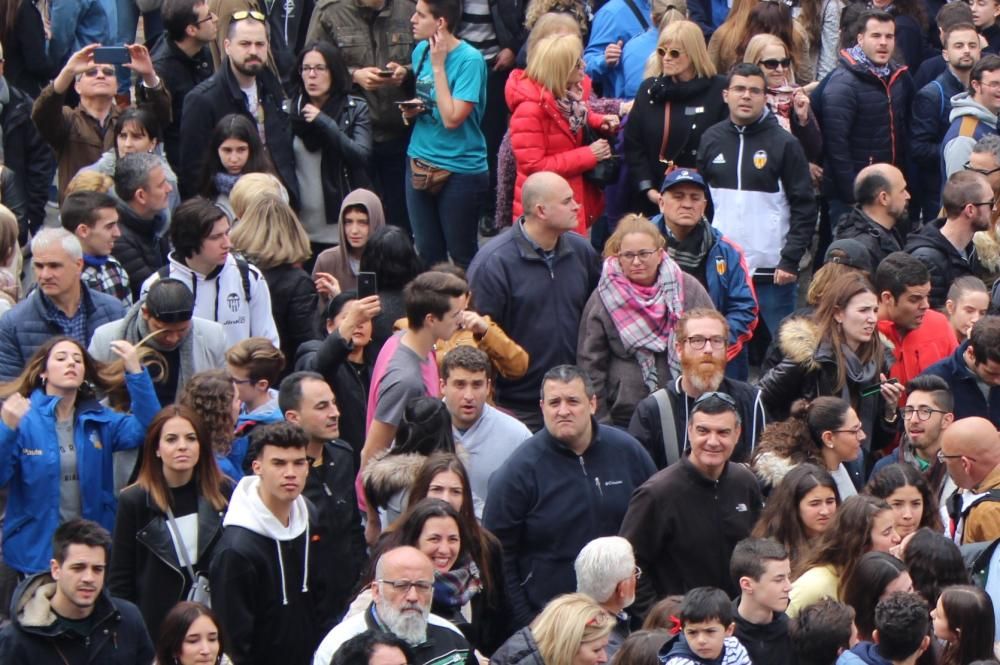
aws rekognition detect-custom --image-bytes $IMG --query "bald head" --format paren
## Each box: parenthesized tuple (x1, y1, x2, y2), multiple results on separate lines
(522, 172, 571, 217)
(854, 163, 906, 211)
(375, 545, 434, 580)
(941, 417, 1000, 488)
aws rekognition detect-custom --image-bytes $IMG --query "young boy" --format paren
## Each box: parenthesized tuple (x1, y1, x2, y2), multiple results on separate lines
(945, 276, 990, 342)
(790, 599, 857, 665)
(731, 538, 794, 665)
(227, 337, 287, 439)
(662, 587, 752, 665)
(836, 592, 930, 665)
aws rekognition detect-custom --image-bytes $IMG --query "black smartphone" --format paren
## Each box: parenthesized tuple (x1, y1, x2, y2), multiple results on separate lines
(377, 69, 395, 78)
(358, 272, 377, 300)
(860, 378, 899, 397)
(752, 267, 776, 285)
(396, 100, 424, 109)
(93, 46, 131, 65)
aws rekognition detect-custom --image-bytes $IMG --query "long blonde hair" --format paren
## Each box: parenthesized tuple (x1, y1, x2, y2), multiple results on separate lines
(229, 192, 312, 269)
(531, 594, 615, 665)
(744, 33, 798, 85)
(526, 33, 583, 98)
(229, 172, 289, 220)
(645, 20, 716, 79)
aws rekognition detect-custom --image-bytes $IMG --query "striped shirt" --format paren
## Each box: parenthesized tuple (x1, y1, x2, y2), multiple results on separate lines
(456, 0, 500, 61)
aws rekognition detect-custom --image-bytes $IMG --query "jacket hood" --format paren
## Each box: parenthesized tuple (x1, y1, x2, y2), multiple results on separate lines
(905, 218, 954, 255)
(834, 206, 880, 238)
(224, 475, 311, 605)
(338, 188, 386, 248)
(236, 390, 283, 428)
(664, 633, 726, 665)
(10, 572, 115, 635)
(491, 627, 546, 665)
(776, 317, 821, 367)
(752, 451, 798, 487)
(847, 642, 892, 665)
(974, 226, 1000, 272)
(505, 69, 554, 114)
(949, 92, 998, 126)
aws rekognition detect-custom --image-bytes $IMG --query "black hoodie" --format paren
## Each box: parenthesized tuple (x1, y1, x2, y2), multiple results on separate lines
(732, 596, 796, 665)
(903, 218, 973, 309)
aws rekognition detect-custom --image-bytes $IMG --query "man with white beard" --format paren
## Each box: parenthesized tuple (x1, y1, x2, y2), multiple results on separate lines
(312, 547, 475, 665)
(626, 308, 766, 469)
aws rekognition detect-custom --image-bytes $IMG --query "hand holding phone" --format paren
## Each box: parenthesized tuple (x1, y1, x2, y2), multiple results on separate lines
(358, 272, 378, 300)
(860, 377, 899, 398)
(93, 46, 131, 65)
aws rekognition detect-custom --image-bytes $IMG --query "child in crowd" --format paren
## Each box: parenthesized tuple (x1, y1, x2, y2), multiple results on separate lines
(731, 538, 795, 665)
(836, 592, 930, 665)
(661, 587, 752, 665)
(790, 599, 856, 665)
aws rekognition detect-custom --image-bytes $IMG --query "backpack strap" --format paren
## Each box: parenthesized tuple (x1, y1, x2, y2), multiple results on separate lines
(651, 388, 680, 466)
(959, 115, 980, 138)
(622, 0, 651, 31)
(931, 80, 945, 122)
(234, 255, 252, 305)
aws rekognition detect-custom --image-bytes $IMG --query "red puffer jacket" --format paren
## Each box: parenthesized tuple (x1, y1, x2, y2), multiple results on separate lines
(506, 69, 607, 233)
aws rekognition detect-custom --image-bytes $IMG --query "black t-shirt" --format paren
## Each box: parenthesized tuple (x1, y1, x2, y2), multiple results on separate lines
(150, 347, 181, 406)
(53, 611, 97, 639)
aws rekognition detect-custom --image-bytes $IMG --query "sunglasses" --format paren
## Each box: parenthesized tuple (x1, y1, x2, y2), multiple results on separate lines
(83, 66, 117, 78)
(693, 391, 737, 407)
(232, 9, 266, 21)
(759, 57, 792, 69)
(657, 47, 686, 59)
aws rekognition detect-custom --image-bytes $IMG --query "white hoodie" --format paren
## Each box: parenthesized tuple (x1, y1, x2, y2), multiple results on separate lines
(224, 475, 311, 605)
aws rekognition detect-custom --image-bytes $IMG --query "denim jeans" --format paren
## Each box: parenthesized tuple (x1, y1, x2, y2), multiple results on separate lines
(373, 136, 412, 236)
(756, 281, 799, 339)
(406, 163, 488, 268)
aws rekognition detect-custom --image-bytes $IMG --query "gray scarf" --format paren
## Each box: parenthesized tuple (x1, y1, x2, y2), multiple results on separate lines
(121, 302, 195, 401)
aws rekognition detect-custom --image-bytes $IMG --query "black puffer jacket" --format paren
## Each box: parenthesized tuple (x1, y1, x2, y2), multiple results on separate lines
(833, 206, 904, 271)
(111, 201, 171, 300)
(1, 81, 55, 240)
(819, 51, 914, 202)
(262, 263, 319, 373)
(904, 218, 973, 310)
(291, 93, 373, 223)
(150, 34, 214, 171)
(0, 573, 154, 665)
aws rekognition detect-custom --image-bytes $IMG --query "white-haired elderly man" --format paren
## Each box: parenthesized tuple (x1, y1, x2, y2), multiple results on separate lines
(0, 228, 125, 381)
(575, 536, 639, 658)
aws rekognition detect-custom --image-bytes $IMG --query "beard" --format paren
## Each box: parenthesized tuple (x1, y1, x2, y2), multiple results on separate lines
(377, 598, 430, 645)
(233, 58, 264, 77)
(681, 353, 726, 393)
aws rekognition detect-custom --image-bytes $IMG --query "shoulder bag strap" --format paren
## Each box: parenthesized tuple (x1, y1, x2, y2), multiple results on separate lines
(652, 388, 680, 466)
(622, 0, 651, 31)
(166, 507, 198, 584)
(658, 101, 672, 165)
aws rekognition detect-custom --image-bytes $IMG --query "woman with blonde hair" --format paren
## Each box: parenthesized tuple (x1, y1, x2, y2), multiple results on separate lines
(229, 172, 290, 221)
(743, 33, 822, 164)
(624, 20, 726, 215)
(491, 593, 615, 665)
(708, 0, 810, 77)
(577, 214, 712, 426)
(620, 0, 689, 98)
(0, 204, 20, 316)
(63, 170, 115, 195)
(506, 33, 620, 233)
(229, 192, 318, 365)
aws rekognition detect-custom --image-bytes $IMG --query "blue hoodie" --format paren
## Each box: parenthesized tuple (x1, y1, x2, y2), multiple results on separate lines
(583, 0, 651, 93)
(836, 642, 892, 665)
(224, 391, 285, 481)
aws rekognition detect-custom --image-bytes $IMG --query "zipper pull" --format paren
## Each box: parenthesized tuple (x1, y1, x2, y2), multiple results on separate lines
(595, 477, 603, 497)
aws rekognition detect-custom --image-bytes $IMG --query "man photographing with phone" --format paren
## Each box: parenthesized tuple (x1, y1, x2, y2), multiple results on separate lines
(31, 42, 171, 200)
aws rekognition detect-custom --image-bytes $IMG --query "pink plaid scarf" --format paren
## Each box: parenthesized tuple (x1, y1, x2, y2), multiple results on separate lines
(597, 251, 685, 391)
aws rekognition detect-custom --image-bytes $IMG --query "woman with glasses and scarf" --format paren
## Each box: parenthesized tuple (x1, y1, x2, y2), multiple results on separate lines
(578, 214, 712, 427)
(759, 272, 903, 487)
(624, 20, 726, 216)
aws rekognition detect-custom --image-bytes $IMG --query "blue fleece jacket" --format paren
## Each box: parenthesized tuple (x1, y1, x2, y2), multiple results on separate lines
(584, 0, 651, 93)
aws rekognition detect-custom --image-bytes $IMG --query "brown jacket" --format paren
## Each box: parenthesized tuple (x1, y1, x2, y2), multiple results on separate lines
(392, 315, 529, 380)
(965, 465, 1000, 544)
(32, 82, 171, 199)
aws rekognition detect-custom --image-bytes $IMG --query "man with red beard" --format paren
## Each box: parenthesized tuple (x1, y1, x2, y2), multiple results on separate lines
(627, 308, 766, 469)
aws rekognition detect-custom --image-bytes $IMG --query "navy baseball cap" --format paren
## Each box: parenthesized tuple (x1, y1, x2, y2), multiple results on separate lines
(660, 168, 708, 193)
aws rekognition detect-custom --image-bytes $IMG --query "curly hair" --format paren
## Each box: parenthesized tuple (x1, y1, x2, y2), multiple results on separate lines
(179, 369, 236, 456)
(525, 0, 590, 35)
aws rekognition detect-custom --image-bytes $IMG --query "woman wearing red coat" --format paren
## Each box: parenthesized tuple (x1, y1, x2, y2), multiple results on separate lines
(506, 34, 620, 234)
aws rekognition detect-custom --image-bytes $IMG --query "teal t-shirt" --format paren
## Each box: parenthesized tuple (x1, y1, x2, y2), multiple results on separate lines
(408, 40, 488, 174)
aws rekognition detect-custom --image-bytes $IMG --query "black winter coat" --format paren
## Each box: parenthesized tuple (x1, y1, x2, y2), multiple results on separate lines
(295, 332, 372, 468)
(291, 93, 372, 223)
(108, 480, 234, 637)
(150, 34, 214, 172)
(302, 439, 367, 622)
(904, 218, 973, 310)
(179, 62, 299, 204)
(625, 75, 728, 215)
(111, 202, 170, 300)
(0, 573, 154, 665)
(262, 263, 319, 372)
(1, 81, 55, 240)
(833, 206, 904, 271)
(3, 1, 54, 97)
(820, 51, 914, 202)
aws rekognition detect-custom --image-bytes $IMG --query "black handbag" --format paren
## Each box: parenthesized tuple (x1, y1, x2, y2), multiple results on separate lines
(582, 126, 622, 187)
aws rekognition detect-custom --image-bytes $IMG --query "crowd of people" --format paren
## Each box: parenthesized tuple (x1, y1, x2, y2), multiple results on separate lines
(3, 0, 1000, 664)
